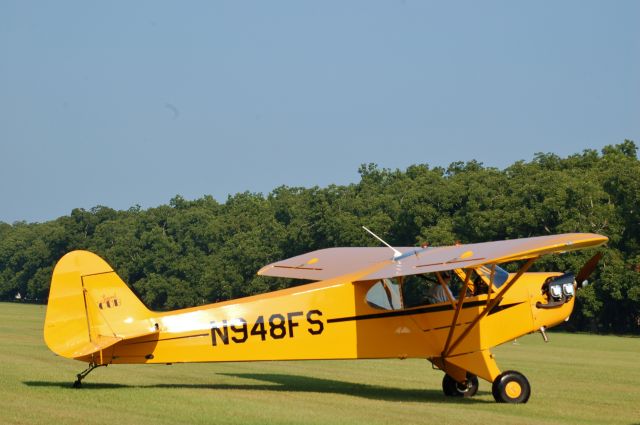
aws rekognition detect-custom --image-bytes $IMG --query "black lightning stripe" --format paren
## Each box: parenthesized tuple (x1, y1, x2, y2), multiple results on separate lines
(327, 301, 523, 324)
(122, 333, 210, 345)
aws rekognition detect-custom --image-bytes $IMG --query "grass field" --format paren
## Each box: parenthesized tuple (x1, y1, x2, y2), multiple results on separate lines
(0, 302, 638, 425)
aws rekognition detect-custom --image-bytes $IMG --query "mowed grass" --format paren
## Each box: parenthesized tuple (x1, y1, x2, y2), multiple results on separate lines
(1, 303, 638, 425)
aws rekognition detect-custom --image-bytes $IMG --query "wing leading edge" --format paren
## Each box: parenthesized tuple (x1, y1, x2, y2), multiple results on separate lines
(257, 233, 608, 281)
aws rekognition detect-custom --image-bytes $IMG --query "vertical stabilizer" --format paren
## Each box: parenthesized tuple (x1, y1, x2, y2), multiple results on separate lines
(44, 251, 156, 361)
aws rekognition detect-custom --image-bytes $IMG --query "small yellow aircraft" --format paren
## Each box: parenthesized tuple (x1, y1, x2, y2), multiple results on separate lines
(44, 231, 607, 403)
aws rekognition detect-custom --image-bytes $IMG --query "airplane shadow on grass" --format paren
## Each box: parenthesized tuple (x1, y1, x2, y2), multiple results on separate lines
(24, 373, 492, 404)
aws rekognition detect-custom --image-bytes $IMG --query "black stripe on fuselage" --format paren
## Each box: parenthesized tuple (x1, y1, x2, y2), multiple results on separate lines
(122, 333, 210, 346)
(488, 302, 523, 316)
(327, 301, 523, 324)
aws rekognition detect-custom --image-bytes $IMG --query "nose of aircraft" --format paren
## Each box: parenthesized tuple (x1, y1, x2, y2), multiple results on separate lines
(530, 252, 605, 334)
(537, 273, 575, 309)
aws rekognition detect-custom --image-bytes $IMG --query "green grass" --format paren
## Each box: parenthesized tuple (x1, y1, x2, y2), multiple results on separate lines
(1, 302, 638, 425)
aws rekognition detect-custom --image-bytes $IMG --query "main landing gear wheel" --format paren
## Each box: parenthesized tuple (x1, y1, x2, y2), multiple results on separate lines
(492, 370, 531, 403)
(442, 373, 479, 398)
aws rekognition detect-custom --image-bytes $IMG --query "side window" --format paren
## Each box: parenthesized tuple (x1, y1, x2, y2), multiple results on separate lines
(402, 274, 435, 308)
(450, 269, 469, 294)
(402, 273, 455, 307)
(366, 279, 403, 310)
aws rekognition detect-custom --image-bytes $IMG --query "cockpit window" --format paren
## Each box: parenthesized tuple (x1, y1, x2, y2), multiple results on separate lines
(366, 278, 403, 310)
(476, 264, 510, 288)
(402, 274, 454, 307)
(365, 266, 510, 311)
(366, 273, 457, 310)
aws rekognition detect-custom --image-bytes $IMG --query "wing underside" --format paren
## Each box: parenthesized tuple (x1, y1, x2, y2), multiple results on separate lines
(257, 233, 608, 281)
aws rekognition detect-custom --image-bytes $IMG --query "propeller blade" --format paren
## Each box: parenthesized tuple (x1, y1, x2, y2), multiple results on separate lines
(575, 252, 604, 288)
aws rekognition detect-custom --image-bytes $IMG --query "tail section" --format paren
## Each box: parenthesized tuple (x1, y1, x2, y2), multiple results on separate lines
(44, 251, 158, 363)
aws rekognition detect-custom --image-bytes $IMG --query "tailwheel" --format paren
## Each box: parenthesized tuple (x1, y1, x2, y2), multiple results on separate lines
(442, 373, 479, 398)
(71, 362, 106, 388)
(492, 370, 531, 403)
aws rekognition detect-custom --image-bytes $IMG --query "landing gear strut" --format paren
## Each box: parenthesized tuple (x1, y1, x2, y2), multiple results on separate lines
(72, 363, 107, 388)
(442, 373, 479, 398)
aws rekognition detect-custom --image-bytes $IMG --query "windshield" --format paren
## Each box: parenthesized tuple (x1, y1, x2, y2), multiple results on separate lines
(476, 264, 510, 288)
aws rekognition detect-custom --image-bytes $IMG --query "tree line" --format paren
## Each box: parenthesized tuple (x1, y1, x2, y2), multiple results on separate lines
(1, 141, 638, 334)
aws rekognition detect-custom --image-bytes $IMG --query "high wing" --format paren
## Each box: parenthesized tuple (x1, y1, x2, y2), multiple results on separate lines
(257, 233, 608, 281)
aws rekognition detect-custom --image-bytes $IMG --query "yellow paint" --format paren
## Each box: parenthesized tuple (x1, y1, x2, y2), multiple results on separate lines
(505, 381, 522, 398)
(307, 258, 319, 265)
(43, 233, 607, 400)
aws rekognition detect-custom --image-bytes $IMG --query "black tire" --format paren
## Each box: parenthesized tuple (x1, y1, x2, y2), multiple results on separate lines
(442, 373, 479, 398)
(492, 370, 530, 403)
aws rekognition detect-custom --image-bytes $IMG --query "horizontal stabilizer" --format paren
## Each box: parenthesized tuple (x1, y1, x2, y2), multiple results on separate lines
(71, 335, 122, 359)
(71, 328, 160, 359)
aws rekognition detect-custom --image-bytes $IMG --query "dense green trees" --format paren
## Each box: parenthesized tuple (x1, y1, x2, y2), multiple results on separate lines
(1, 142, 638, 333)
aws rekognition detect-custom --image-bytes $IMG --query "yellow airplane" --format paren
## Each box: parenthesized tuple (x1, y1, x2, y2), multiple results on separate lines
(44, 231, 607, 403)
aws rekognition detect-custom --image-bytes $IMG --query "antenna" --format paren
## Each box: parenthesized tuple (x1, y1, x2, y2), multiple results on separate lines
(362, 226, 402, 260)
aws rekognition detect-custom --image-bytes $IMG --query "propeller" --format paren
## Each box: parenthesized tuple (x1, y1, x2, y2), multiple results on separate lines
(575, 252, 604, 288)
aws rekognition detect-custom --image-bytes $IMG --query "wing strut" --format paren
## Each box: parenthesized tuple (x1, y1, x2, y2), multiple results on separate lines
(444, 257, 538, 357)
(442, 271, 472, 355)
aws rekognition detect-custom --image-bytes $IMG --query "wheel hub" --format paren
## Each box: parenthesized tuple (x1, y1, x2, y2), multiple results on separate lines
(456, 382, 470, 393)
(505, 381, 522, 398)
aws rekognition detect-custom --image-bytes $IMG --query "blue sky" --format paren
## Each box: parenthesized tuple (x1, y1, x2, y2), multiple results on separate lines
(1, 1, 638, 223)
